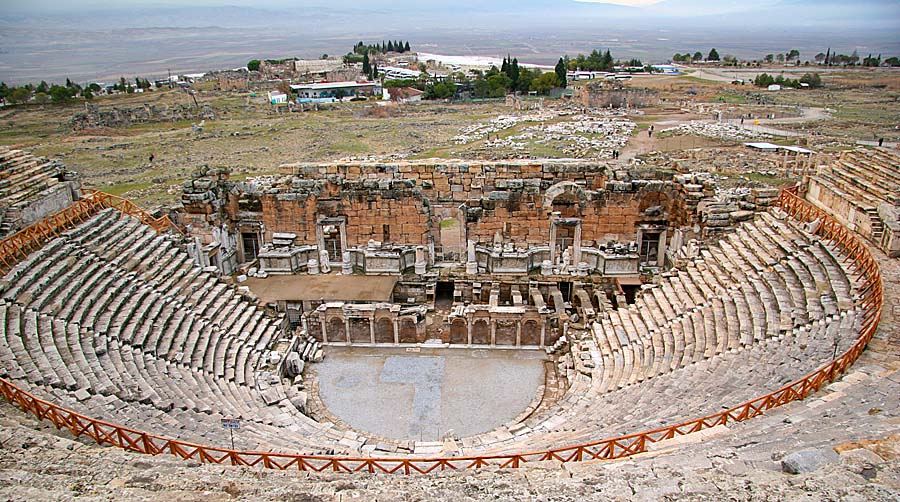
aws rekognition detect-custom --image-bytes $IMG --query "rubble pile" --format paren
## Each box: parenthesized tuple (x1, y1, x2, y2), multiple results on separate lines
(452, 112, 556, 144)
(661, 121, 773, 141)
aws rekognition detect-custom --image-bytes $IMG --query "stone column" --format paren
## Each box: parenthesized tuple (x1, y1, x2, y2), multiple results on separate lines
(516, 321, 522, 347)
(345, 319, 351, 344)
(548, 221, 557, 263)
(369, 316, 375, 344)
(490, 320, 496, 347)
(308, 258, 320, 275)
(467, 320, 473, 345)
(573, 223, 583, 266)
(393, 319, 400, 345)
(656, 230, 667, 268)
(540, 324, 546, 346)
(320, 318, 328, 343)
(341, 251, 353, 275)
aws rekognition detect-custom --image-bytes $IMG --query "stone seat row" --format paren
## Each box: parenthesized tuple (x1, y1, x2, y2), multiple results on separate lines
(583, 215, 854, 392)
(0, 211, 368, 453)
(0, 299, 357, 454)
(466, 309, 858, 455)
(455, 212, 863, 454)
(1, 210, 280, 385)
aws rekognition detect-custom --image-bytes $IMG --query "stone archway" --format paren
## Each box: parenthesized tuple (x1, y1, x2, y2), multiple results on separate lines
(328, 317, 346, 342)
(495, 320, 517, 346)
(472, 319, 490, 345)
(543, 181, 587, 211)
(349, 318, 370, 343)
(639, 190, 669, 214)
(521, 320, 541, 346)
(399, 318, 418, 343)
(450, 318, 468, 345)
(374, 317, 395, 344)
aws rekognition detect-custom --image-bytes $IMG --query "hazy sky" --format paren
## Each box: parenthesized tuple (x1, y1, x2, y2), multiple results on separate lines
(1, 0, 897, 84)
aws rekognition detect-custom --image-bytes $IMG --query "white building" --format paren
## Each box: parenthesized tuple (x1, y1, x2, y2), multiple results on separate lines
(267, 91, 288, 104)
(289, 81, 380, 99)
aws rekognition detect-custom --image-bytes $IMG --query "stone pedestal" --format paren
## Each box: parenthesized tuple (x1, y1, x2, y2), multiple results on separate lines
(541, 260, 553, 276)
(577, 262, 590, 276)
(466, 261, 478, 274)
(308, 259, 320, 275)
(415, 246, 427, 275)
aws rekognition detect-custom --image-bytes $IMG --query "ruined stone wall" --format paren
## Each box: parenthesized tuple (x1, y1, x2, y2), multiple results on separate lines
(466, 180, 689, 245)
(281, 160, 609, 200)
(574, 84, 661, 109)
(182, 161, 701, 251)
(247, 181, 431, 246)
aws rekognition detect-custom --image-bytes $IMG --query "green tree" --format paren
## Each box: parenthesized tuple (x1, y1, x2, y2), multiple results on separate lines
(404, 41, 410, 52)
(673, 53, 682, 62)
(424, 81, 456, 99)
(247, 59, 260, 71)
(516, 68, 536, 93)
(37, 80, 48, 94)
(555, 58, 567, 88)
(510, 58, 520, 87)
(799, 72, 822, 88)
(693, 51, 703, 61)
(49, 84, 72, 102)
(33, 92, 50, 104)
(765, 54, 774, 63)
(707, 48, 720, 61)
(487, 73, 512, 97)
(601, 49, 613, 70)
(9, 87, 30, 104)
(362, 53, 371, 78)
(787, 49, 800, 61)
(530, 72, 560, 94)
(371, 63, 378, 80)
(473, 76, 491, 97)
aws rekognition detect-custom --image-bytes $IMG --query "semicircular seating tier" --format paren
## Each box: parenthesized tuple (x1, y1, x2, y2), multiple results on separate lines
(0, 206, 864, 457)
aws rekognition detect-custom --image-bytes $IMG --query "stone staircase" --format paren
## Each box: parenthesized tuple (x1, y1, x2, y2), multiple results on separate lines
(0, 147, 67, 237)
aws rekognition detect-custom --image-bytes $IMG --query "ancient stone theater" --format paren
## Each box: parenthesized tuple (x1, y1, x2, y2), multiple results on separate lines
(0, 144, 894, 476)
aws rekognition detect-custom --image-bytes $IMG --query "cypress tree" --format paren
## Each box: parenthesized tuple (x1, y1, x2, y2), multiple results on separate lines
(511, 58, 520, 86)
(362, 53, 371, 77)
(555, 58, 567, 88)
(404, 41, 410, 52)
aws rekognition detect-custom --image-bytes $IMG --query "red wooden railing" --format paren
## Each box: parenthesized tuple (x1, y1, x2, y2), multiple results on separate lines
(0, 187, 883, 473)
(0, 189, 181, 275)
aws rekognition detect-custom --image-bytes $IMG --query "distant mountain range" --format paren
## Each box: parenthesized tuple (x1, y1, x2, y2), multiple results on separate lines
(2, 0, 898, 31)
(0, 0, 897, 85)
